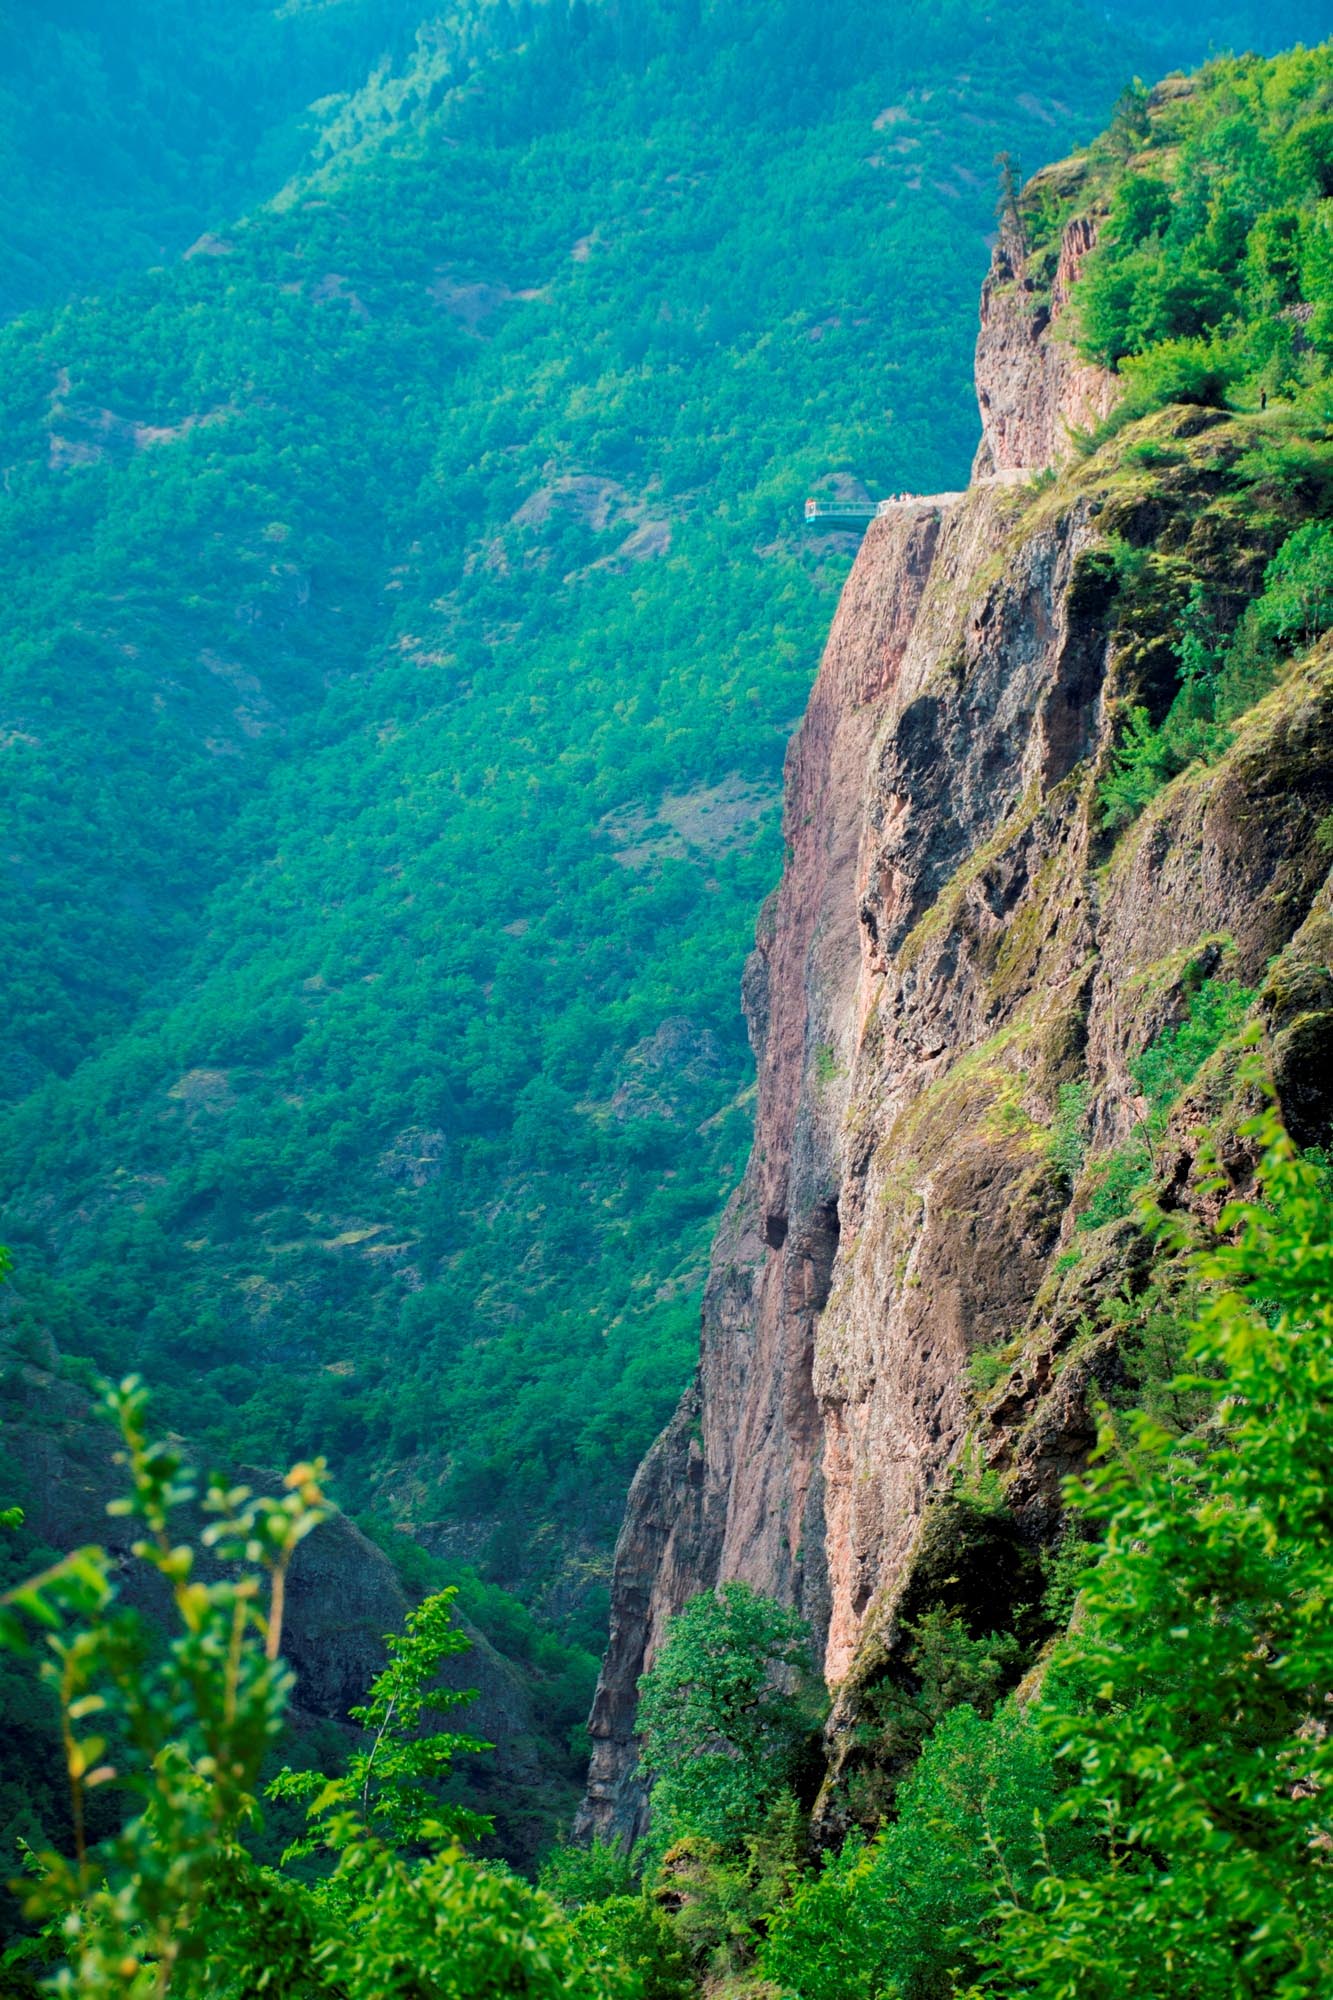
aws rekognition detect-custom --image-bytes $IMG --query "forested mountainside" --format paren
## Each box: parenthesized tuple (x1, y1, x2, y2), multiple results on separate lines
(0, 0, 1250, 1656)
(0, 0, 1321, 1894)
(4, 0, 1244, 1878)
(4, 0, 1317, 326)
(4, 38, 1332, 2000)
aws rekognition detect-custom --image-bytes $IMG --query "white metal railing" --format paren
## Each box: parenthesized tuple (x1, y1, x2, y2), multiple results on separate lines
(804, 490, 964, 525)
(803, 499, 880, 521)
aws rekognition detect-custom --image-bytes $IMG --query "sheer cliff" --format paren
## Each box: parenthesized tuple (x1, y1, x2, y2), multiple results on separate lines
(579, 98, 1333, 1844)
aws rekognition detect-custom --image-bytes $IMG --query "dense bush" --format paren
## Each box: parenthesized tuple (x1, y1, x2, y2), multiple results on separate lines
(1100, 516, 1333, 832)
(1076, 972, 1254, 1228)
(636, 1581, 818, 1858)
(763, 1703, 1092, 2000)
(1074, 46, 1333, 399)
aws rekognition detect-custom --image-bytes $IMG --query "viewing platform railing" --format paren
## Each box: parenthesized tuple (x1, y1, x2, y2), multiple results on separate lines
(803, 489, 967, 526)
(803, 499, 882, 522)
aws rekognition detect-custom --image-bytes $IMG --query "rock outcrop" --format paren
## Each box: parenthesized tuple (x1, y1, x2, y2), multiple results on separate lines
(579, 138, 1333, 1845)
(973, 190, 1118, 477)
(0, 1352, 549, 1855)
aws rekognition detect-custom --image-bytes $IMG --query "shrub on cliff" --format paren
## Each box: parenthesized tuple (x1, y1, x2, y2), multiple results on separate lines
(540, 1832, 641, 1911)
(569, 1896, 694, 2000)
(1075, 973, 1254, 1227)
(1075, 44, 1333, 403)
(1251, 517, 1333, 649)
(636, 1581, 819, 1860)
(1098, 509, 1333, 833)
(763, 1702, 1092, 2000)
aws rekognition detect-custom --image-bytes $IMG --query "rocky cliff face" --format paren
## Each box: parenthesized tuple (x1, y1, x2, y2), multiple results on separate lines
(579, 145, 1333, 1845)
(972, 171, 1117, 477)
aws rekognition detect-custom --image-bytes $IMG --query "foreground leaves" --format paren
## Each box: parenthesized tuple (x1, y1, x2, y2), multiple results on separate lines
(0, 1379, 638, 1998)
(974, 1117, 1333, 1998)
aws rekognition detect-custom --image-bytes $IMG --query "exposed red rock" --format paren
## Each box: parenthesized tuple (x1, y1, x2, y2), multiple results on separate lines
(973, 201, 1117, 476)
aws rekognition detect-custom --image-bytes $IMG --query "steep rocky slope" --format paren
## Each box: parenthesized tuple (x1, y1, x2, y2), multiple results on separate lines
(0, 1352, 561, 1866)
(580, 105, 1333, 1842)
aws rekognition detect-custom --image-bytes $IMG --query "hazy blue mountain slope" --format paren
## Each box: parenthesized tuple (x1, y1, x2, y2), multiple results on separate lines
(5, 0, 1315, 321)
(1108, 0, 1332, 52)
(0, 0, 440, 318)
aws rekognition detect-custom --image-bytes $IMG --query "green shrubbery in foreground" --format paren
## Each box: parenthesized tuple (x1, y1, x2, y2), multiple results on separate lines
(566, 1110, 1333, 1997)
(0, 1382, 634, 2000)
(3, 1107, 1331, 1994)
